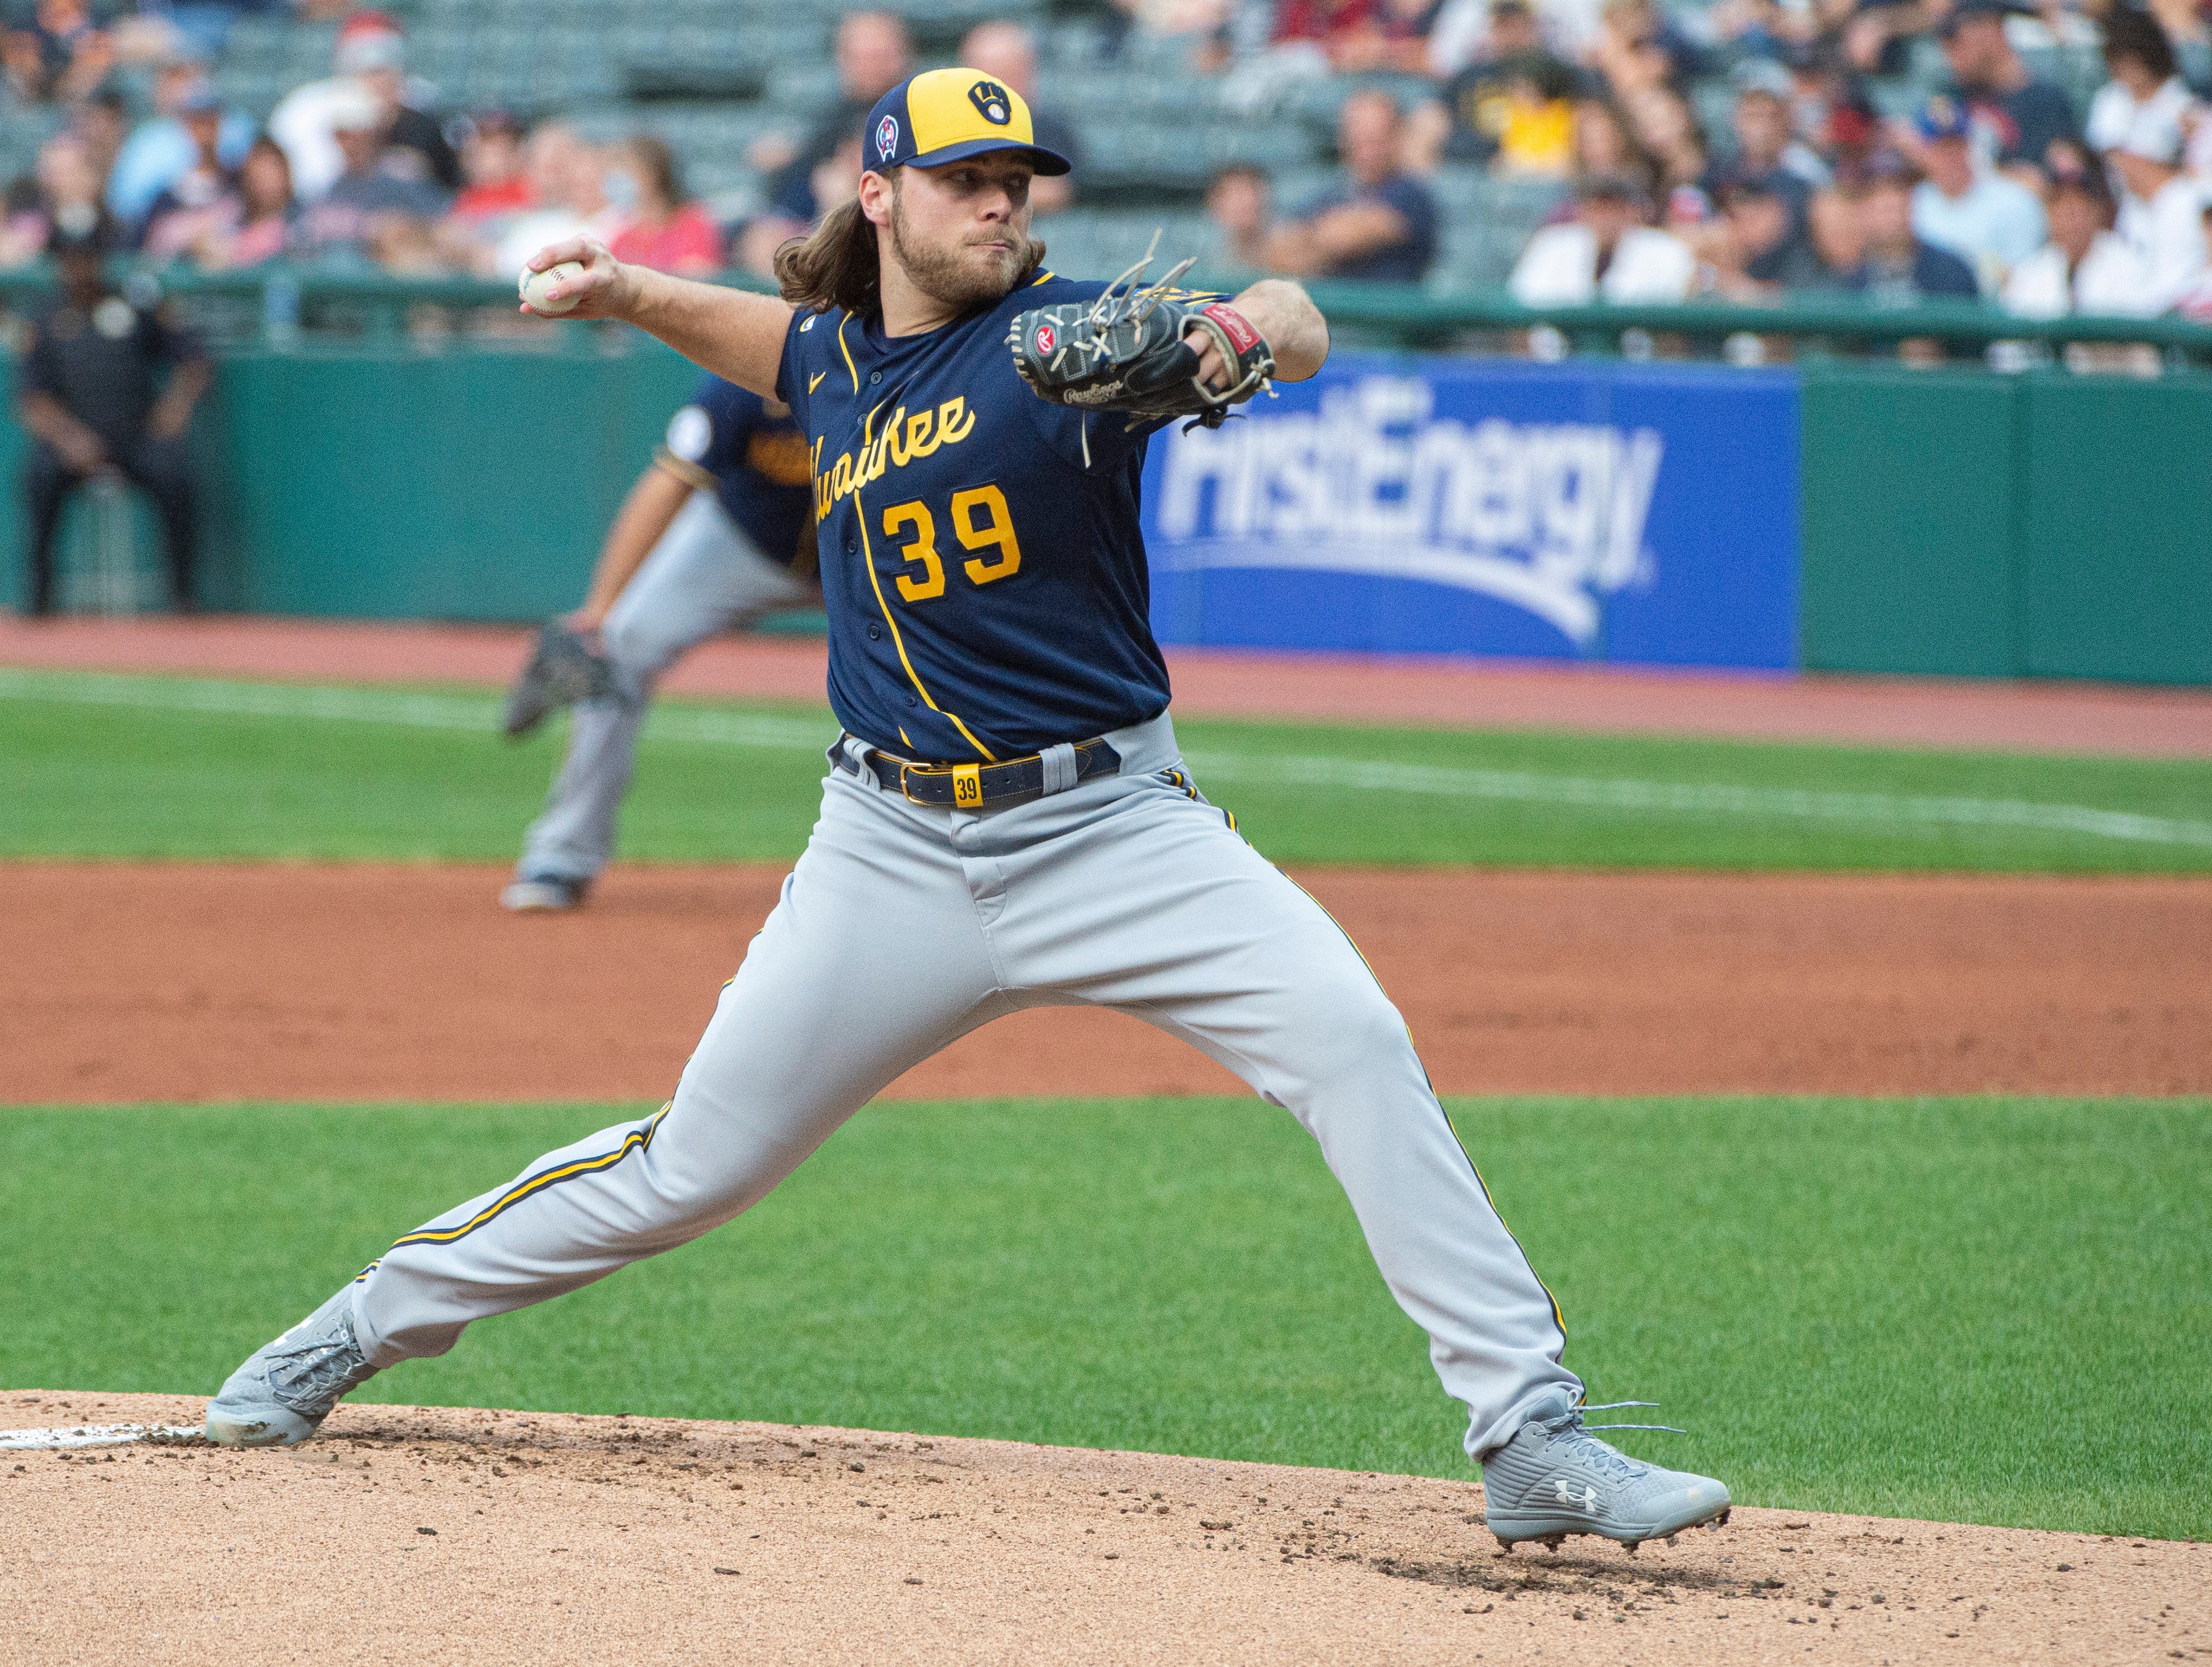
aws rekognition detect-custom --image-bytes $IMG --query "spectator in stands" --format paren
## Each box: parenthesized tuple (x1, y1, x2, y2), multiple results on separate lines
(296, 81, 448, 264)
(1430, 0, 1607, 63)
(1408, 1, 1581, 171)
(2084, 10, 2191, 162)
(2109, 115, 2209, 310)
(1705, 171, 1833, 296)
(1727, 73, 1830, 198)
(1808, 181, 1866, 274)
(345, 18, 461, 194)
(960, 21, 1081, 216)
(1782, 42, 1880, 171)
(1201, 161, 1272, 280)
(1261, 90, 1439, 283)
(1221, 0, 1385, 108)
(1938, 0, 2077, 187)
(15, 228, 210, 618)
(1626, 86, 1712, 211)
(1588, 0, 1701, 102)
(2, 0, 111, 106)
(757, 11, 911, 226)
(491, 123, 614, 276)
(1327, 0, 1447, 73)
(449, 112, 532, 226)
(222, 137, 300, 267)
(1843, 150, 1980, 303)
(106, 56, 254, 232)
(1509, 171, 1695, 300)
(270, 9, 455, 203)
(2002, 165, 2151, 315)
(0, 131, 117, 269)
(1572, 96, 1660, 199)
(2171, 200, 2212, 320)
(1909, 95, 2046, 292)
(140, 83, 241, 264)
(604, 138, 721, 276)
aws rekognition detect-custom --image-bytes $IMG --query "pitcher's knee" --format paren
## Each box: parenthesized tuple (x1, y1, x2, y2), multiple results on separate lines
(1283, 970, 1417, 1081)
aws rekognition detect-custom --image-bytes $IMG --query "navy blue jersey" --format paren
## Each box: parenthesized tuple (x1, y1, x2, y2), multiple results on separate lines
(656, 375, 814, 567)
(779, 272, 1203, 762)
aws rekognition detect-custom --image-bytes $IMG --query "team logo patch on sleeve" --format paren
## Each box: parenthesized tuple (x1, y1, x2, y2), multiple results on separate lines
(969, 79, 1012, 124)
(875, 114, 899, 161)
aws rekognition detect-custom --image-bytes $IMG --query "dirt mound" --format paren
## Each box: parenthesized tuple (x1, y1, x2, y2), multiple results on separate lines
(7, 863, 2211, 1105)
(2, 1390, 2200, 1665)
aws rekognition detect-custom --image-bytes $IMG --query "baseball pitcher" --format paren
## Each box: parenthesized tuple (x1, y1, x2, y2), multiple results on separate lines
(207, 69, 1730, 1555)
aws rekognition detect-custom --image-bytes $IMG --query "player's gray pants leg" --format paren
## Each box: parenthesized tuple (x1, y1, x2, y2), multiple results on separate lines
(361, 713, 1581, 1461)
(516, 493, 817, 884)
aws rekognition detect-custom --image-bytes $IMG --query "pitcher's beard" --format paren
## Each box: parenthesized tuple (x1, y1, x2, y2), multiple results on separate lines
(891, 199, 1042, 310)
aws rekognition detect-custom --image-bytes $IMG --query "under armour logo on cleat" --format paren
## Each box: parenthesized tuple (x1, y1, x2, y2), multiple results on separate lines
(1553, 1478, 1598, 1509)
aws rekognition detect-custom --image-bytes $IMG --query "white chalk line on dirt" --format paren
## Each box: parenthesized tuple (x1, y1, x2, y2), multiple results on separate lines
(7, 668, 2211, 851)
(0, 1422, 203, 1449)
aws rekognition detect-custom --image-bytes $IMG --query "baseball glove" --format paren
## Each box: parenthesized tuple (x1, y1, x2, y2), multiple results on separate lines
(501, 619, 614, 739)
(1006, 238, 1274, 455)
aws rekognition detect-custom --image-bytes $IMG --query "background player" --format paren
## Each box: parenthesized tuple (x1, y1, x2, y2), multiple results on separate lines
(500, 377, 817, 912)
(207, 67, 1730, 1557)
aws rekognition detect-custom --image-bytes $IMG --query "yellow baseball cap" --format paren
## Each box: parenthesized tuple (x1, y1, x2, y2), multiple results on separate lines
(862, 68, 1072, 177)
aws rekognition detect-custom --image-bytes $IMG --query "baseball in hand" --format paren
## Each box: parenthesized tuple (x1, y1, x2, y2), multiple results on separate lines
(519, 261, 585, 315)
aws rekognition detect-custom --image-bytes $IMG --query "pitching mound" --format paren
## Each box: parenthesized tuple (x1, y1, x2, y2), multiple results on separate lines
(3, 1392, 2201, 1665)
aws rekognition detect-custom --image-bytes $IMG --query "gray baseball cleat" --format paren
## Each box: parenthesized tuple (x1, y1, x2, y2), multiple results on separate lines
(204, 1286, 381, 1447)
(1481, 1388, 1731, 1552)
(500, 875, 589, 912)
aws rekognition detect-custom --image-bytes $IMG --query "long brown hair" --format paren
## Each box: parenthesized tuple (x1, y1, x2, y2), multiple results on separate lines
(773, 168, 1047, 317)
(774, 192, 884, 316)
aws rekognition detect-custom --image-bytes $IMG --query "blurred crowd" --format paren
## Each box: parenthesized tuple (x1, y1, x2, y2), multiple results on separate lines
(0, 0, 2207, 323)
(0, 8, 1068, 283)
(1176, 0, 2212, 319)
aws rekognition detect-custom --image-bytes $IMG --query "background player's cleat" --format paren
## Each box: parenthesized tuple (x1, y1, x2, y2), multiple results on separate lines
(1481, 1388, 1730, 1551)
(500, 875, 589, 912)
(203, 1286, 381, 1447)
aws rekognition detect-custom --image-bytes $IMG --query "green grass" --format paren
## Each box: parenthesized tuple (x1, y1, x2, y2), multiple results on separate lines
(3, 1096, 2205, 1539)
(2, 669, 2210, 870)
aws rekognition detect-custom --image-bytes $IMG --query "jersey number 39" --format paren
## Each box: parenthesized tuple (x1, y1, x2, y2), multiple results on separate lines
(880, 486, 1022, 604)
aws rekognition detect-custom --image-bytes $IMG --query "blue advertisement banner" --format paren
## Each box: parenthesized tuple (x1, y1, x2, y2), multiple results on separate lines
(1140, 353, 1802, 669)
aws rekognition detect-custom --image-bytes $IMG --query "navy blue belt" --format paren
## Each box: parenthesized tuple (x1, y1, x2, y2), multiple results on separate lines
(830, 733, 1122, 809)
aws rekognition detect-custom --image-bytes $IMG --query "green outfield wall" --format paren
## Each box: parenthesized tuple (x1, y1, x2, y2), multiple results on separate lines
(3, 345, 2207, 684)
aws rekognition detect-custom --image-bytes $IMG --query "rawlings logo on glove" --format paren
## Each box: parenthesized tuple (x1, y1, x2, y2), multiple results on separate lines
(1006, 236, 1274, 463)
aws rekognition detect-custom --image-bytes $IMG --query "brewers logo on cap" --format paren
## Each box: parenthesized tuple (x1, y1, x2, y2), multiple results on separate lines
(860, 68, 1074, 177)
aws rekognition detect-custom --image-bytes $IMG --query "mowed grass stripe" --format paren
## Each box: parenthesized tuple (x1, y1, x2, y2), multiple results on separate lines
(1, 1096, 2205, 1539)
(5, 669, 2211, 870)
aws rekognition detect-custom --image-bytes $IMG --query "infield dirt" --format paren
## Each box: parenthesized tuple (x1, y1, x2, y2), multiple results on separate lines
(3, 1390, 2203, 1666)
(8, 862, 2210, 1104)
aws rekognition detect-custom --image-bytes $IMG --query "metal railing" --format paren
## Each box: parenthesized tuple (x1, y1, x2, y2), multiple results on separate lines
(4, 261, 2210, 367)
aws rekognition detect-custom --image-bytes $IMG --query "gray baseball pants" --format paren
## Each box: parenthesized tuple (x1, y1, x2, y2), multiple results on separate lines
(362, 711, 1580, 1460)
(517, 492, 818, 884)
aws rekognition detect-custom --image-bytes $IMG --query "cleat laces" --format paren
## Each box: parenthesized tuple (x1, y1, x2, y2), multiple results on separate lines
(1536, 1400, 1689, 1483)
(265, 1316, 374, 1416)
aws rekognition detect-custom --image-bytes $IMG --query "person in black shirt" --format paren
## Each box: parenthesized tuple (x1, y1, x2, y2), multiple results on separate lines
(1263, 90, 1439, 284)
(1711, 171, 1833, 295)
(1939, 0, 2078, 185)
(15, 232, 211, 616)
(762, 11, 913, 225)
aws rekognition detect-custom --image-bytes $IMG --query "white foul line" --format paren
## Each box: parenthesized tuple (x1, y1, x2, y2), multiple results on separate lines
(4, 669, 2208, 851)
(0, 1422, 205, 1449)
